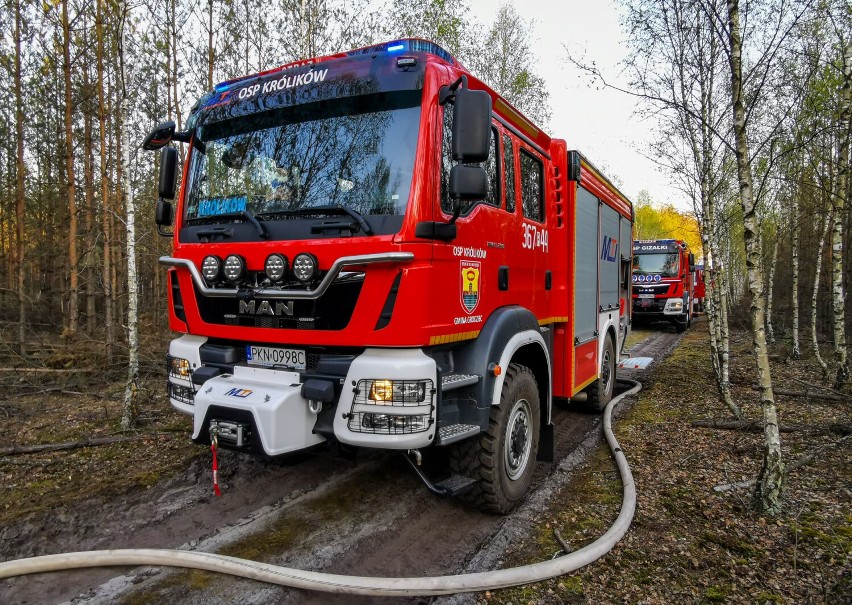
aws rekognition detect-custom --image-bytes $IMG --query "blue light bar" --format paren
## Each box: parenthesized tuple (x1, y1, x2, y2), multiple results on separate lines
(347, 39, 457, 65)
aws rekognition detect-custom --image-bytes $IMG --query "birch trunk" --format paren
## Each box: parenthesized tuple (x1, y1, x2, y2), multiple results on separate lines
(766, 235, 778, 346)
(14, 0, 26, 354)
(813, 212, 832, 377)
(62, 0, 79, 337)
(791, 200, 800, 359)
(97, 0, 114, 357)
(717, 263, 734, 408)
(119, 2, 138, 430)
(727, 0, 783, 514)
(832, 43, 850, 389)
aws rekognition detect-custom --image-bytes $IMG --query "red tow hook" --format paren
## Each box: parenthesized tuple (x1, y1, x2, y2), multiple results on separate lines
(210, 426, 222, 497)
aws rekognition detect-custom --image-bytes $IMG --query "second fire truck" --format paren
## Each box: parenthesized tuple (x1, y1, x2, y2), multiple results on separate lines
(631, 239, 695, 332)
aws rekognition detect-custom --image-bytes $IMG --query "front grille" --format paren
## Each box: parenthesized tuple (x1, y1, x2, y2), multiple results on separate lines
(633, 298, 666, 312)
(195, 276, 364, 330)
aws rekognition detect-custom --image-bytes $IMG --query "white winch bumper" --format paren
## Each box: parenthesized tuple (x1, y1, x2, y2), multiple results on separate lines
(192, 365, 325, 456)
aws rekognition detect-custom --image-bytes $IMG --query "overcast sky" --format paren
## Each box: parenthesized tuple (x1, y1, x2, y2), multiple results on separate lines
(467, 0, 690, 212)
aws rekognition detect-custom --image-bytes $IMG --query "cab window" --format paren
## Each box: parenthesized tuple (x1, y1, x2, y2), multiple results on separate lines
(519, 148, 543, 222)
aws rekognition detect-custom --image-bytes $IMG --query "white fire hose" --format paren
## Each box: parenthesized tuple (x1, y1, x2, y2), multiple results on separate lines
(0, 380, 641, 596)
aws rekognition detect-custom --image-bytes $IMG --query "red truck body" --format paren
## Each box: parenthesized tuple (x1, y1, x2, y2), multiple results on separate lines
(147, 39, 634, 511)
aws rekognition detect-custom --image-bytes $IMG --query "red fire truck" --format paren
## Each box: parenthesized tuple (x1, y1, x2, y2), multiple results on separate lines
(693, 264, 706, 313)
(143, 39, 634, 513)
(631, 239, 695, 332)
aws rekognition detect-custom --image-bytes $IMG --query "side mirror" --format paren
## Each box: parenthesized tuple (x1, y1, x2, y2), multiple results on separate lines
(159, 146, 179, 199)
(156, 199, 173, 227)
(142, 121, 176, 150)
(688, 252, 695, 270)
(452, 88, 492, 162)
(449, 165, 487, 201)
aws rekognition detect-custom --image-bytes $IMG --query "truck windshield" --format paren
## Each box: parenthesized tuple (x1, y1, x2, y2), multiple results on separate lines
(633, 253, 679, 277)
(183, 92, 421, 224)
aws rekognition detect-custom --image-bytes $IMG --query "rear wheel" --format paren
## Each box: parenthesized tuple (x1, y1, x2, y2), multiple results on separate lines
(589, 336, 615, 411)
(450, 363, 540, 514)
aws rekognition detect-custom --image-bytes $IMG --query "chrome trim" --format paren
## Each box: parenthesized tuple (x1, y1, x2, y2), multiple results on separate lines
(160, 252, 415, 300)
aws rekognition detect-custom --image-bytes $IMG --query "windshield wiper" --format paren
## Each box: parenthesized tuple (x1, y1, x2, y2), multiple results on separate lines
(289, 205, 374, 235)
(197, 210, 269, 239)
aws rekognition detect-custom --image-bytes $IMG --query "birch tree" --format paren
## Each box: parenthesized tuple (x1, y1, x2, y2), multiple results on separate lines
(119, 1, 138, 429)
(831, 39, 850, 388)
(724, 0, 784, 513)
(812, 210, 832, 377)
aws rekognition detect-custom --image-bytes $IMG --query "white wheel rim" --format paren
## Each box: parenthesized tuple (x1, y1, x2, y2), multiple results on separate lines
(504, 398, 532, 481)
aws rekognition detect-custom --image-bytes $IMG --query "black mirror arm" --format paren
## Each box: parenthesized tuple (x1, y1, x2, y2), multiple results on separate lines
(448, 201, 462, 225)
(439, 75, 468, 105)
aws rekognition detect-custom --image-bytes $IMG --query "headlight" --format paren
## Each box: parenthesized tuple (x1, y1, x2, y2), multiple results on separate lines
(666, 299, 684, 311)
(368, 379, 427, 404)
(223, 254, 245, 282)
(201, 256, 221, 282)
(292, 253, 318, 282)
(169, 356, 191, 379)
(265, 254, 288, 282)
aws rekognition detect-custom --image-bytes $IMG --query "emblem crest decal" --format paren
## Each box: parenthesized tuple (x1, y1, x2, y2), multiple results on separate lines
(460, 261, 481, 314)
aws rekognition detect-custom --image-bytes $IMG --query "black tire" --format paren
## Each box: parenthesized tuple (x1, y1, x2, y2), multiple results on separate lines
(450, 363, 540, 514)
(589, 336, 615, 411)
(675, 314, 688, 332)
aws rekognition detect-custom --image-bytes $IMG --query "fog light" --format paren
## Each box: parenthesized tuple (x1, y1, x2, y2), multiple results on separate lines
(292, 253, 317, 282)
(223, 254, 245, 282)
(201, 256, 221, 282)
(169, 356, 191, 379)
(265, 254, 288, 282)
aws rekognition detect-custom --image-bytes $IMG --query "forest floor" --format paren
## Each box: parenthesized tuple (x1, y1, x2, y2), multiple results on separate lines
(0, 319, 850, 604)
(480, 324, 851, 604)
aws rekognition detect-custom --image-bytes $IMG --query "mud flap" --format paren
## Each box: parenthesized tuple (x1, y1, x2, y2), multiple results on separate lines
(537, 422, 554, 462)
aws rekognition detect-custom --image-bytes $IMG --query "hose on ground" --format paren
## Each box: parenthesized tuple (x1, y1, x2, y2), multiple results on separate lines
(0, 379, 642, 596)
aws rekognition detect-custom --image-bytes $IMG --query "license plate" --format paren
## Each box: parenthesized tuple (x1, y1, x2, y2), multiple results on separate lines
(246, 345, 306, 369)
(638, 294, 655, 299)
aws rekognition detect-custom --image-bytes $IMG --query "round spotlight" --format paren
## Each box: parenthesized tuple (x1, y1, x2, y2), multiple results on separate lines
(265, 254, 288, 282)
(223, 254, 245, 283)
(292, 253, 318, 282)
(201, 256, 221, 282)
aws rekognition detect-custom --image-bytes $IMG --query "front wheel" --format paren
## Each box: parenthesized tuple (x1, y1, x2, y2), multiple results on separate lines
(589, 336, 616, 411)
(450, 363, 540, 514)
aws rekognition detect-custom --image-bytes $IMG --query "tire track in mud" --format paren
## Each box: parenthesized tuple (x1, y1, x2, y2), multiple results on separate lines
(2, 328, 683, 605)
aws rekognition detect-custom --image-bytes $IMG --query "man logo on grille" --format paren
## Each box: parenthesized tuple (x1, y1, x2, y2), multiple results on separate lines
(460, 261, 481, 313)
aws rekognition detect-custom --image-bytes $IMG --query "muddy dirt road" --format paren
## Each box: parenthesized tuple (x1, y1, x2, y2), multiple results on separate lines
(1, 327, 681, 605)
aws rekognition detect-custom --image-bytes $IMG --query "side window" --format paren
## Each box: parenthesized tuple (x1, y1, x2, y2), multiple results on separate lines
(440, 103, 500, 214)
(503, 134, 516, 213)
(440, 104, 454, 213)
(520, 149, 543, 222)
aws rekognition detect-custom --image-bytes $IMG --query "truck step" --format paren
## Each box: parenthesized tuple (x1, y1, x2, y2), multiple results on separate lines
(432, 473, 478, 496)
(437, 423, 480, 445)
(618, 356, 654, 369)
(441, 373, 480, 391)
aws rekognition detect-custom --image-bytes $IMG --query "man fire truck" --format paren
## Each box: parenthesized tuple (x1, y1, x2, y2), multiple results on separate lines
(143, 39, 634, 513)
(631, 239, 695, 332)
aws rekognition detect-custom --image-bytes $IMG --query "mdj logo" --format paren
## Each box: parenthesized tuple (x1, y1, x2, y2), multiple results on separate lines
(600, 236, 618, 262)
(225, 388, 252, 398)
